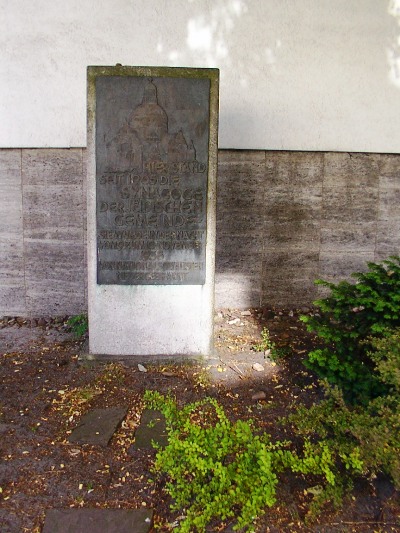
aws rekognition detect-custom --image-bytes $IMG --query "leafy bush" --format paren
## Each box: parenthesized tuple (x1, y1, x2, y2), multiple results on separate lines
(289, 328, 400, 489)
(144, 391, 362, 532)
(368, 327, 400, 394)
(300, 256, 400, 402)
(67, 313, 88, 337)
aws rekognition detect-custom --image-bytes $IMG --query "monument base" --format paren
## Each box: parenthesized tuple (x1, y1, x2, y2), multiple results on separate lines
(88, 284, 214, 356)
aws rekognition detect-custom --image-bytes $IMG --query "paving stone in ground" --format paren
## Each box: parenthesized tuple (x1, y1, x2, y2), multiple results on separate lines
(130, 409, 168, 450)
(42, 508, 153, 533)
(206, 350, 277, 386)
(68, 406, 128, 446)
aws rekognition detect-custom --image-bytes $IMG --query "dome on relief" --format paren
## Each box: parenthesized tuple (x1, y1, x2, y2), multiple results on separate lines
(142, 80, 158, 104)
(129, 80, 168, 141)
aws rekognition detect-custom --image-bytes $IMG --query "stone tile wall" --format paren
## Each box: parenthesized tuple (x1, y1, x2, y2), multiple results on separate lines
(0, 150, 25, 315)
(0, 148, 399, 316)
(216, 150, 400, 308)
(0, 149, 87, 317)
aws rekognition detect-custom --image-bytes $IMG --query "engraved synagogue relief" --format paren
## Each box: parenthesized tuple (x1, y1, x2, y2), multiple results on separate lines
(96, 76, 210, 285)
(106, 79, 197, 172)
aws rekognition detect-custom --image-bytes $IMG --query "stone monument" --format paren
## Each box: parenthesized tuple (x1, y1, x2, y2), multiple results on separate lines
(87, 66, 219, 356)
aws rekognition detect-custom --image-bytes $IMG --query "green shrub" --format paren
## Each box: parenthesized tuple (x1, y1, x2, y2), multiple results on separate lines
(367, 327, 400, 394)
(143, 391, 362, 532)
(289, 328, 400, 489)
(300, 256, 400, 402)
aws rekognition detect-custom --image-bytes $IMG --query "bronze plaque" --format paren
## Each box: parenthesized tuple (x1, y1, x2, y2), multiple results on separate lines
(95, 75, 210, 285)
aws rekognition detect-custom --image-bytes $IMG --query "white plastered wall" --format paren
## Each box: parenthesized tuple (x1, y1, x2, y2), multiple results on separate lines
(1, 0, 400, 152)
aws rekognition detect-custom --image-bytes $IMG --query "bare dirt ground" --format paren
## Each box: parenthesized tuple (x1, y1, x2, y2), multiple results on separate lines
(0, 309, 399, 532)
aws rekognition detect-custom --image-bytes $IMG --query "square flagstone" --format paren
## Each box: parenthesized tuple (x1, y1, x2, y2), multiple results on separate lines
(131, 409, 168, 450)
(42, 508, 153, 533)
(68, 407, 127, 446)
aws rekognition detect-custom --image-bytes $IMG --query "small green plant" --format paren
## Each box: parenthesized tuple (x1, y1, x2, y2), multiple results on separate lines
(300, 256, 400, 402)
(253, 327, 275, 355)
(253, 327, 288, 361)
(67, 314, 88, 337)
(52, 364, 125, 428)
(144, 391, 362, 532)
(192, 367, 210, 389)
(98, 362, 125, 384)
(73, 385, 100, 404)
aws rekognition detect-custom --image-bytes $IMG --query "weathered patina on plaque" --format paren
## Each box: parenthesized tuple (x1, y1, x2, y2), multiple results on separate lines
(96, 76, 210, 285)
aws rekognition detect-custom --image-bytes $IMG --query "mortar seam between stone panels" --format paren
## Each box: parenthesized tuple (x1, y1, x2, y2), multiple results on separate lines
(373, 154, 381, 263)
(81, 148, 87, 310)
(20, 148, 28, 317)
(319, 152, 326, 283)
(260, 149, 267, 307)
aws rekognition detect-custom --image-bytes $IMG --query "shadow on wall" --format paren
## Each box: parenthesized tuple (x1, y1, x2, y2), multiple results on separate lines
(215, 150, 322, 310)
(215, 150, 399, 310)
(157, 0, 281, 84)
(152, 0, 400, 152)
(153, 0, 284, 148)
(388, 0, 400, 87)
